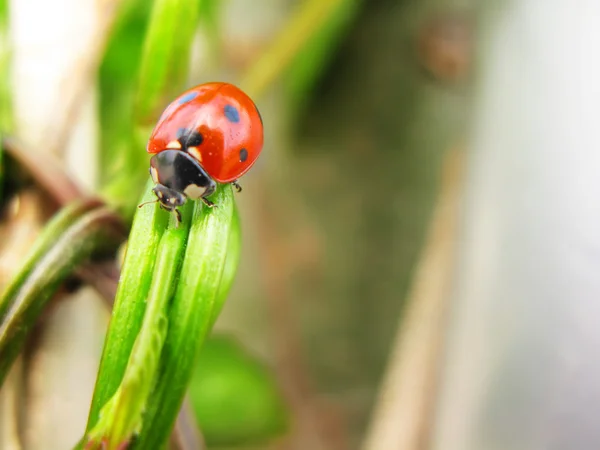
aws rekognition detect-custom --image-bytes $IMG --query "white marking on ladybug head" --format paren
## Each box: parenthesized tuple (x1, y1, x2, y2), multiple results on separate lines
(188, 146, 202, 162)
(183, 184, 207, 199)
(167, 140, 182, 149)
(150, 166, 159, 184)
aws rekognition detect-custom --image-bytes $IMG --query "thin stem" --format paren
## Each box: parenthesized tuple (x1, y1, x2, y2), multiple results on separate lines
(361, 150, 463, 450)
(240, 0, 345, 99)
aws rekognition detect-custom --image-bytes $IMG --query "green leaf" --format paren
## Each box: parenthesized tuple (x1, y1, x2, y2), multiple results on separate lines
(87, 205, 191, 449)
(0, 0, 7, 22)
(98, 0, 152, 192)
(85, 180, 169, 432)
(189, 335, 289, 446)
(285, 0, 362, 116)
(0, 201, 123, 387)
(84, 183, 238, 449)
(211, 205, 241, 327)
(134, 0, 201, 126)
(240, 0, 354, 100)
(0, 0, 12, 189)
(132, 184, 236, 448)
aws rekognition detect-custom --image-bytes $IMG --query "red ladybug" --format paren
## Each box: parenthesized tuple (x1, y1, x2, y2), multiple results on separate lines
(143, 82, 263, 224)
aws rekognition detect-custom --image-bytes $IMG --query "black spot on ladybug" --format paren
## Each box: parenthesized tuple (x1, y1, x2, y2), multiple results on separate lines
(184, 130, 204, 147)
(239, 148, 248, 162)
(176, 128, 203, 148)
(178, 91, 198, 104)
(224, 104, 240, 123)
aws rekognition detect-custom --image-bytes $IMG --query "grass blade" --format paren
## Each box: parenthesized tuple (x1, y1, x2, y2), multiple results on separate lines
(0, 203, 123, 386)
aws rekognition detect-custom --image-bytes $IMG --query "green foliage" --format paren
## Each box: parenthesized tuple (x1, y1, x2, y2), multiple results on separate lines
(0, 0, 11, 189)
(189, 336, 289, 446)
(240, 0, 360, 101)
(84, 183, 240, 450)
(85, 182, 169, 440)
(132, 184, 237, 448)
(134, 0, 201, 124)
(285, 0, 362, 116)
(0, 201, 123, 387)
(98, 0, 152, 197)
(87, 195, 190, 449)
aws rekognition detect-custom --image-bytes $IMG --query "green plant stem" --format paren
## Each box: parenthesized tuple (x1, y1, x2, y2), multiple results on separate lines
(134, 0, 200, 125)
(0, 200, 102, 320)
(86, 181, 169, 429)
(132, 184, 235, 449)
(240, 0, 347, 99)
(0, 203, 123, 387)
(83, 183, 236, 450)
(211, 206, 241, 327)
(87, 209, 191, 449)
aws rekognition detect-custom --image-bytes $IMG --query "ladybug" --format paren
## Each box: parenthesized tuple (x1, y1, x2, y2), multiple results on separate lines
(141, 82, 263, 225)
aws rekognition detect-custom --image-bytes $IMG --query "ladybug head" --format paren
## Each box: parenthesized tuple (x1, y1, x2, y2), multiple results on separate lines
(153, 184, 187, 208)
(142, 149, 217, 226)
(138, 182, 188, 225)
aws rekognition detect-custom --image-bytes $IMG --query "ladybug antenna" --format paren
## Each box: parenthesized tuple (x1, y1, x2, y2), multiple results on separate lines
(138, 199, 159, 208)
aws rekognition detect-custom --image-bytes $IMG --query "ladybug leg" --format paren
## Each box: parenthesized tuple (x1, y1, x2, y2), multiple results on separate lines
(232, 180, 242, 193)
(138, 198, 158, 209)
(201, 197, 216, 208)
(173, 208, 182, 227)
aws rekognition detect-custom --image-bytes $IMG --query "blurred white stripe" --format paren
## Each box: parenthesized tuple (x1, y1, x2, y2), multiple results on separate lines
(9, 0, 99, 189)
(431, 2, 600, 449)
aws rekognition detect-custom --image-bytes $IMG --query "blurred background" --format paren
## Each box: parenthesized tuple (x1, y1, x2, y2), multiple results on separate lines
(3, 0, 600, 449)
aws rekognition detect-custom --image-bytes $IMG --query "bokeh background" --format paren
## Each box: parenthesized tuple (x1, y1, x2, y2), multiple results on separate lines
(4, 0, 600, 449)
